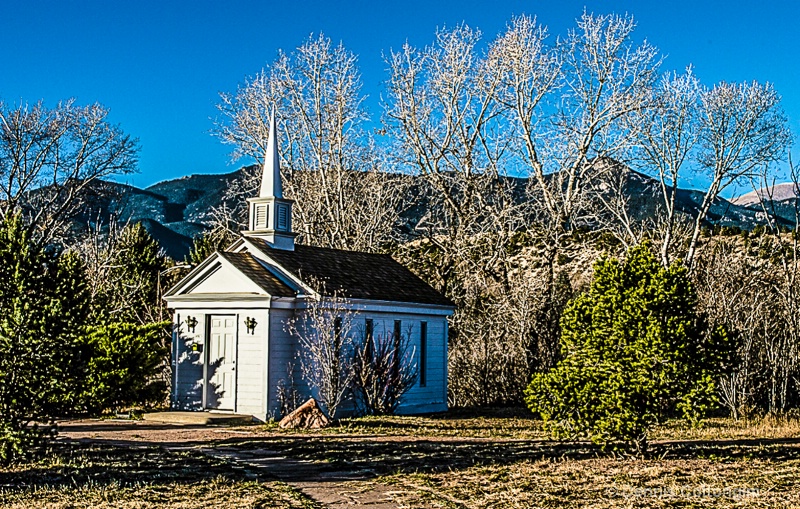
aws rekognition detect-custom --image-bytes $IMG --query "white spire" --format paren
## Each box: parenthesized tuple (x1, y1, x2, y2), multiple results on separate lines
(245, 106, 295, 250)
(259, 108, 282, 198)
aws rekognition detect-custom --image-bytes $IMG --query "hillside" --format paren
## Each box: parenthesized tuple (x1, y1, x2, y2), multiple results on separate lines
(731, 183, 799, 207)
(68, 166, 791, 260)
(69, 170, 241, 259)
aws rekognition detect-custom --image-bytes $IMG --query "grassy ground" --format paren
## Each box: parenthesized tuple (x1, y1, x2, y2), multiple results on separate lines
(262, 406, 800, 441)
(0, 441, 317, 509)
(274, 406, 548, 439)
(244, 410, 800, 508)
(381, 453, 800, 508)
(4, 411, 800, 508)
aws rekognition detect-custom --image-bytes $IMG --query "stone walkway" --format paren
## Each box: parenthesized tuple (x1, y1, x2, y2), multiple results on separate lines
(58, 419, 406, 508)
(202, 445, 402, 508)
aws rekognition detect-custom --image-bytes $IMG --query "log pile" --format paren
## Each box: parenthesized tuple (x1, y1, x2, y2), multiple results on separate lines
(278, 398, 331, 429)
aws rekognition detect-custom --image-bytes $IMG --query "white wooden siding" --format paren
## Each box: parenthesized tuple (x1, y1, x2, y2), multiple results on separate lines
(173, 305, 449, 421)
(277, 311, 448, 418)
(172, 306, 271, 422)
(234, 310, 269, 421)
(266, 308, 309, 420)
(368, 314, 448, 415)
(190, 264, 264, 294)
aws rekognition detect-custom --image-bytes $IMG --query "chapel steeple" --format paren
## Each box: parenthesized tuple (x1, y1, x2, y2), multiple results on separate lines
(243, 109, 296, 250)
(259, 109, 283, 199)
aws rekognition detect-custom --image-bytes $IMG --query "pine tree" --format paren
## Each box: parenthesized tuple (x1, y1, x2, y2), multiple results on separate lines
(186, 230, 237, 266)
(525, 243, 732, 455)
(0, 215, 90, 463)
(79, 322, 169, 414)
(93, 223, 168, 324)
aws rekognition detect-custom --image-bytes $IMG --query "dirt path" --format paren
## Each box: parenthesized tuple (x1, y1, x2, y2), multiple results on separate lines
(202, 445, 403, 508)
(57, 419, 408, 508)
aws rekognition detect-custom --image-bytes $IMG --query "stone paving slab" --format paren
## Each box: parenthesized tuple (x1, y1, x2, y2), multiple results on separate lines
(200, 447, 403, 508)
(143, 411, 255, 425)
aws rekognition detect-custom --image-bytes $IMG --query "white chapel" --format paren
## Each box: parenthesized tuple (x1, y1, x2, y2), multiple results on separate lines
(164, 113, 454, 421)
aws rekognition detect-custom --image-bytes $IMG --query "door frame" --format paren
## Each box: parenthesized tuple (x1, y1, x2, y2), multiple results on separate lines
(202, 313, 239, 412)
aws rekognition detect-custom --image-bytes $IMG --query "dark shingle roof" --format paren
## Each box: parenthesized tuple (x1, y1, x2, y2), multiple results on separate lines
(218, 251, 296, 297)
(245, 237, 454, 307)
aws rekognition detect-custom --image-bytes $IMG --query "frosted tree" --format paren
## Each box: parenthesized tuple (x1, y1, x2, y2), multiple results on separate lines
(0, 99, 138, 245)
(215, 34, 405, 252)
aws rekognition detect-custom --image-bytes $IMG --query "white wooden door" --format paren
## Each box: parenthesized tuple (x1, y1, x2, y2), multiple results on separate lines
(206, 315, 237, 410)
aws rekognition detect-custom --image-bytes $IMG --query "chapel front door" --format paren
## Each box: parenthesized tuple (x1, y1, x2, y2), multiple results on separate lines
(206, 315, 237, 411)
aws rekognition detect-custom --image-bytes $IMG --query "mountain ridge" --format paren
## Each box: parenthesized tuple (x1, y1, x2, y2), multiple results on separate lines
(731, 182, 799, 207)
(72, 167, 796, 260)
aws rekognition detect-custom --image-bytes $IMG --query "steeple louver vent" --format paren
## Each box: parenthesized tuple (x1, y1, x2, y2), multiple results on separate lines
(255, 204, 268, 229)
(277, 205, 288, 230)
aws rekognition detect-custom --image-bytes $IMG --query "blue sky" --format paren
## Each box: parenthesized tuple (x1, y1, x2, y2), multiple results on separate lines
(2, 1, 798, 194)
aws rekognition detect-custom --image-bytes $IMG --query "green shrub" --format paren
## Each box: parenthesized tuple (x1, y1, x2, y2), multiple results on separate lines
(0, 215, 90, 464)
(79, 322, 170, 414)
(525, 243, 733, 455)
(719, 225, 741, 236)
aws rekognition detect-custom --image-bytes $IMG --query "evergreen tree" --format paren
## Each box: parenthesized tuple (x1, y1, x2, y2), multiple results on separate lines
(186, 230, 237, 266)
(0, 215, 90, 463)
(79, 322, 169, 414)
(525, 243, 732, 454)
(94, 223, 169, 324)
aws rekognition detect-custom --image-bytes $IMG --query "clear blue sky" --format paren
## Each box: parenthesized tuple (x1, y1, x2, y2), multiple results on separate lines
(2, 0, 798, 194)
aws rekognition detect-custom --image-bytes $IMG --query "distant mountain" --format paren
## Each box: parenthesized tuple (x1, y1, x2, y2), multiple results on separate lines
(731, 183, 799, 207)
(70, 170, 242, 260)
(65, 166, 789, 260)
(587, 166, 786, 231)
(614, 169, 770, 227)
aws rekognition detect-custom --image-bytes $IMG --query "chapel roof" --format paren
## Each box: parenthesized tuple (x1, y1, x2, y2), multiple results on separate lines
(244, 237, 454, 307)
(218, 251, 296, 297)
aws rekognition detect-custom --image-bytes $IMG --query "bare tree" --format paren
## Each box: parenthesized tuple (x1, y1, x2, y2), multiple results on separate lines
(584, 158, 661, 250)
(215, 34, 404, 252)
(384, 24, 515, 238)
(684, 81, 791, 266)
(285, 291, 357, 418)
(756, 156, 800, 414)
(0, 99, 138, 245)
(695, 153, 800, 417)
(384, 22, 539, 405)
(695, 243, 764, 418)
(497, 13, 659, 242)
(73, 221, 170, 325)
(351, 322, 418, 415)
(286, 283, 424, 417)
(384, 13, 659, 405)
(631, 69, 701, 265)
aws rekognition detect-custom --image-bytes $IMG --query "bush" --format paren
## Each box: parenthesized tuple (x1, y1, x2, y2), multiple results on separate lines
(91, 223, 169, 324)
(525, 243, 732, 455)
(0, 215, 90, 464)
(352, 325, 418, 415)
(78, 322, 170, 414)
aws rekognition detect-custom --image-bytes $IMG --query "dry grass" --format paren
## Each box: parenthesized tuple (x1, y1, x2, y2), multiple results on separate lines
(383, 454, 800, 508)
(327, 407, 546, 439)
(261, 407, 549, 439)
(261, 407, 800, 442)
(7, 412, 800, 508)
(0, 442, 317, 509)
(242, 411, 800, 508)
(653, 415, 800, 442)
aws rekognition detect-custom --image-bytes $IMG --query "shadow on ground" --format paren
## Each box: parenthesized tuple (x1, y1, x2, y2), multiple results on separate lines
(57, 422, 211, 433)
(0, 441, 266, 491)
(8, 422, 800, 493)
(207, 434, 800, 482)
